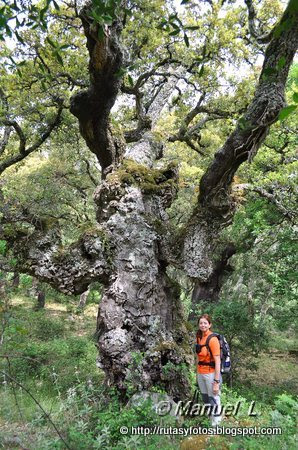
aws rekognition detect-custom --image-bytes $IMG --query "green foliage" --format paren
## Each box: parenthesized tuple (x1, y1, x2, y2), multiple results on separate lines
(33, 315, 65, 341)
(220, 70, 298, 338)
(278, 104, 297, 121)
(0, 239, 7, 255)
(89, 0, 124, 40)
(0, 296, 100, 394)
(2, 132, 98, 244)
(93, 398, 159, 443)
(274, 393, 298, 416)
(0, 1, 57, 41)
(157, 10, 201, 49)
(5, 332, 100, 393)
(88, 282, 103, 304)
(195, 298, 268, 358)
(19, 274, 33, 288)
(223, 204, 298, 333)
(232, 198, 280, 246)
(0, 1, 297, 448)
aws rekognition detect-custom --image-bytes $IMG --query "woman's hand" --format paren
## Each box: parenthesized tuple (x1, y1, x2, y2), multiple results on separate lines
(212, 381, 220, 395)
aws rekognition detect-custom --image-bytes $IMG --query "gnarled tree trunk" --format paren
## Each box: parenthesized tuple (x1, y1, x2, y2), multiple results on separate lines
(92, 138, 192, 399)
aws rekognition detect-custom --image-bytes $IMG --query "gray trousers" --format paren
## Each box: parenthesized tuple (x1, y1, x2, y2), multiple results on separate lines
(197, 372, 222, 426)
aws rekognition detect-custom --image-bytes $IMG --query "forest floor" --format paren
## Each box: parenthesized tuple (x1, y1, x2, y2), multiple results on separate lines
(0, 294, 297, 449)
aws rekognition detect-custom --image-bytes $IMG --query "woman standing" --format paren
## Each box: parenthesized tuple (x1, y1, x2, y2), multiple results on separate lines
(196, 314, 222, 426)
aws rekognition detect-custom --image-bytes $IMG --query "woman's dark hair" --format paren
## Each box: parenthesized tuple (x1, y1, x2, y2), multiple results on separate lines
(196, 314, 212, 340)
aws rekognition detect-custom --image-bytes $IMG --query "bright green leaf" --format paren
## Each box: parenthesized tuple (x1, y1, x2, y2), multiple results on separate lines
(46, 37, 57, 48)
(185, 25, 200, 31)
(184, 33, 189, 47)
(198, 65, 204, 77)
(169, 29, 180, 36)
(278, 105, 297, 121)
(115, 67, 126, 79)
(53, 0, 60, 11)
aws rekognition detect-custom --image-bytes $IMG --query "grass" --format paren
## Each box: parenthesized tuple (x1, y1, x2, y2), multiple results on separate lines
(269, 332, 297, 353)
(234, 352, 298, 403)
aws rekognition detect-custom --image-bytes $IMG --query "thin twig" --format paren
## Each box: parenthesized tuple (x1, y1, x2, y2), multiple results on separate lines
(0, 370, 73, 450)
(6, 357, 24, 422)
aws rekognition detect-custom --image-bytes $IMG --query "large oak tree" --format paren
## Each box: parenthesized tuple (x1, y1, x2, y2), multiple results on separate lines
(1, 0, 297, 400)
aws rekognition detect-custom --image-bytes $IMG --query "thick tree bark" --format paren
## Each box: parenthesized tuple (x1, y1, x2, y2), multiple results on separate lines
(78, 288, 90, 310)
(92, 153, 192, 399)
(69, 4, 124, 173)
(30, 278, 46, 309)
(2, 227, 110, 295)
(189, 244, 236, 320)
(12, 272, 20, 289)
(2, 103, 193, 402)
(36, 290, 46, 309)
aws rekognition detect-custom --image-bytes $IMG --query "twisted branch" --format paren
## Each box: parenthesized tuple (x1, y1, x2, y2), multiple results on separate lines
(0, 101, 64, 176)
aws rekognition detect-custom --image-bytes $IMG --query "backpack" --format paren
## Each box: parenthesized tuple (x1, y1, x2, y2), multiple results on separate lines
(196, 332, 231, 374)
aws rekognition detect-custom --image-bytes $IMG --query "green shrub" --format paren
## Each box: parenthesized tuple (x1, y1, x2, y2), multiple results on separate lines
(0, 240, 7, 256)
(33, 316, 65, 341)
(19, 274, 33, 288)
(7, 342, 48, 378)
(65, 336, 89, 357)
(274, 393, 298, 416)
(1, 333, 100, 393)
(38, 337, 101, 394)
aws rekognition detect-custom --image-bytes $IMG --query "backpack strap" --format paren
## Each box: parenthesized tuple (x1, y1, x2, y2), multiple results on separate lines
(197, 333, 217, 368)
(197, 333, 217, 351)
(205, 333, 217, 360)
